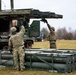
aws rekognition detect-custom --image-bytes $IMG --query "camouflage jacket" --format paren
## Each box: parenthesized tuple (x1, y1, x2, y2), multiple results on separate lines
(8, 25, 25, 49)
(47, 24, 56, 41)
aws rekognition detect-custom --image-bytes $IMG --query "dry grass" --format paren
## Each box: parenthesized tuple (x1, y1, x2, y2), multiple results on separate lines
(1, 68, 76, 75)
(56, 40, 76, 49)
(32, 40, 76, 49)
(0, 40, 76, 75)
(32, 41, 50, 48)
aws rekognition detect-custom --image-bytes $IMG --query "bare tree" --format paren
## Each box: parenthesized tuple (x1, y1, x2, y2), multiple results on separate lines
(56, 27, 74, 40)
(56, 27, 68, 39)
(73, 30, 76, 40)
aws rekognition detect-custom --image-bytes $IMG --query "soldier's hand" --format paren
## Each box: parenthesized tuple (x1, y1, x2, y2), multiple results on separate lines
(40, 18, 48, 23)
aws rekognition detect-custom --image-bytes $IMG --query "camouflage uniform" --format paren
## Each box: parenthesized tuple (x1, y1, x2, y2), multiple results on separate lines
(9, 25, 25, 70)
(47, 24, 56, 48)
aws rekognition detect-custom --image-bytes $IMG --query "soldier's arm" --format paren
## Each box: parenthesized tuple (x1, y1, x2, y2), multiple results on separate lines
(8, 38, 12, 50)
(19, 25, 25, 36)
(41, 18, 52, 31)
(44, 19, 52, 31)
(47, 23, 52, 31)
(8, 38, 13, 53)
(46, 22, 55, 34)
(20, 25, 25, 33)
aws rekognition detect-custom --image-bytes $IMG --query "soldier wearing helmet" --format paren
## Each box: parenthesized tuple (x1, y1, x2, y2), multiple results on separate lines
(9, 25, 25, 71)
(10, 27, 17, 35)
(41, 18, 56, 48)
(47, 23, 56, 48)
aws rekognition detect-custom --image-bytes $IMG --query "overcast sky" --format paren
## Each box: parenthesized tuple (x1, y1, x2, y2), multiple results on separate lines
(1, 0, 76, 31)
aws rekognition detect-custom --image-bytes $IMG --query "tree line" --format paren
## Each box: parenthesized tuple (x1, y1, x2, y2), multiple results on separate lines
(41, 27, 76, 40)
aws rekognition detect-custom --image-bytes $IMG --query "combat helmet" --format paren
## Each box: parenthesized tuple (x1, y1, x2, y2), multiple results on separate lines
(51, 27, 55, 31)
(10, 27, 17, 33)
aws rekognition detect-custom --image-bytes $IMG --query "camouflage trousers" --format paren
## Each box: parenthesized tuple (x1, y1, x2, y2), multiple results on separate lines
(49, 40, 56, 48)
(13, 46, 25, 69)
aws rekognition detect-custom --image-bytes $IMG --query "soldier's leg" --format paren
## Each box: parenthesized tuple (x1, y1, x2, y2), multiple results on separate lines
(13, 49, 19, 69)
(19, 46, 25, 70)
(49, 41, 51, 48)
(50, 40, 56, 48)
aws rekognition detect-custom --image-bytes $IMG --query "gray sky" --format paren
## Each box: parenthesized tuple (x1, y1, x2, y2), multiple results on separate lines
(1, 0, 76, 31)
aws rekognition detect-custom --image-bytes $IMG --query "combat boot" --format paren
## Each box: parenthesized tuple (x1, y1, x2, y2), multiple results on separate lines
(20, 68, 24, 71)
(17, 68, 20, 71)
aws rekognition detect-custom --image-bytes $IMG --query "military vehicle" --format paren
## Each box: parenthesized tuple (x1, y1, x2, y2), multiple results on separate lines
(0, 0, 62, 50)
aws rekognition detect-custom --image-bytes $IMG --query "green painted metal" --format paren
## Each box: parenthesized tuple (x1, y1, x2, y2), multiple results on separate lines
(0, 49, 76, 73)
(29, 20, 40, 37)
(10, 0, 14, 10)
(0, 0, 1, 11)
(25, 62, 72, 73)
(1, 60, 74, 73)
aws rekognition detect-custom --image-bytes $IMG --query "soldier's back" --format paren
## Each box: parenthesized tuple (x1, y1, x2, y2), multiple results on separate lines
(11, 35, 23, 47)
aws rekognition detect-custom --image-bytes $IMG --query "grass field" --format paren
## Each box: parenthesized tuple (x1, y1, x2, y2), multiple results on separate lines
(32, 40, 76, 49)
(0, 40, 76, 75)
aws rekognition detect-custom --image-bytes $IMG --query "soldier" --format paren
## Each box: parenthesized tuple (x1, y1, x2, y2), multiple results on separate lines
(8, 25, 25, 71)
(41, 18, 56, 48)
(47, 25, 56, 48)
